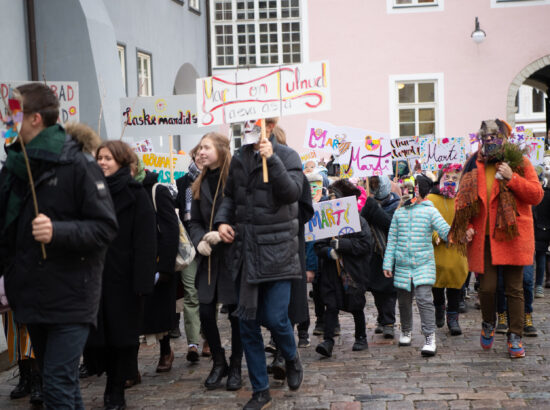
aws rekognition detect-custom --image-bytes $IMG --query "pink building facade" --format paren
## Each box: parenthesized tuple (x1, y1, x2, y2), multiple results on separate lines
(217, 0, 550, 153)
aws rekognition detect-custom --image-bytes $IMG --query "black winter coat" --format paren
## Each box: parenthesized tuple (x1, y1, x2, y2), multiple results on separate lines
(534, 187, 550, 251)
(89, 167, 157, 347)
(315, 217, 373, 312)
(214, 136, 304, 283)
(175, 171, 195, 230)
(360, 197, 395, 293)
(0, 134, 118, 326)
(189, 168, 236, 305)
(141, 172, 180, 334)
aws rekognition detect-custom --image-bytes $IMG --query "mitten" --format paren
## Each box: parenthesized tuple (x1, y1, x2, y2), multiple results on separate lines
(329, 248, 339, 260)
(197, 240, 212, 256)
(330, 238, 339, 250)
(203, 231, 222, 245)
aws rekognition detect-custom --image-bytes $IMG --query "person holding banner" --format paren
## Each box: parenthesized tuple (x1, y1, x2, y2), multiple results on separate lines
(189, 132, 243, 391)
(216, 117, 304, 410)
(449, 119, 543, 358)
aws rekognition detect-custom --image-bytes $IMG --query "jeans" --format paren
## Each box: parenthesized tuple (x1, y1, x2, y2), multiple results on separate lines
(27, 323, 90, 410)
(239, 280, 296, 393)
(372, 290, 397, 326)
(397, 285, 436, 335)
(200, 302, 242, 360)
(181, 260, 201, 345)
(432, 287, 461, 313)
(535, 250, 546, 287)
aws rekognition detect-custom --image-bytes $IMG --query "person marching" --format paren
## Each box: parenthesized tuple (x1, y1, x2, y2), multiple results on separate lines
(383, 175, 450, 357)
(426, 164, 468, 335)
(189, 133, 243, 391)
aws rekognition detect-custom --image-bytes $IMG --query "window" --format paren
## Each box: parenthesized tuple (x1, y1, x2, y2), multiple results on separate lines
(389, 73, 444, 138)
(387, 0, 443, 13)
(189, 0, 201, 13)
(492, 0, 550, 7)
(117, 44, 127, 95)
(515, 85, 546, 118)
(211, 0, 303, 68)
(137, 52, 152, 96)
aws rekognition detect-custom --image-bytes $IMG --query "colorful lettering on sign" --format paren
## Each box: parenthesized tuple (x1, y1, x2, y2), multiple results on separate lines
(344, 144, 391, 176)
(123, 108, 197, 126)
(307, 203, 350, 232)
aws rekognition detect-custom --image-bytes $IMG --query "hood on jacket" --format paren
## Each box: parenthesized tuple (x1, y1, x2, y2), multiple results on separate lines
(65, 122, 101, 155)
(374, 175, 392, 200)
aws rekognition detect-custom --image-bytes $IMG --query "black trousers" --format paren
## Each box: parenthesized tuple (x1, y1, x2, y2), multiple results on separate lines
(372, 290, 397, 326)
(312, 275, 325, 324)
(432, 287, 461, 313)
(199, 302, 242, 361)
(324, 307, 365, 342)
(105, 345, 137, 403)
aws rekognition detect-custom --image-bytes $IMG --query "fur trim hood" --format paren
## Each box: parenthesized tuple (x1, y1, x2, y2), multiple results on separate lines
(64, 122, 102, 155)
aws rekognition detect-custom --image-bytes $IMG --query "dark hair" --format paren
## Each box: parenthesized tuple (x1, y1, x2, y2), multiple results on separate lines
(192, 132, 231, 200)
(329, 179, 361, 199)
(415, 175, 433, 199)
(16, 83, 59, 127)
(96, 140, 135, 167)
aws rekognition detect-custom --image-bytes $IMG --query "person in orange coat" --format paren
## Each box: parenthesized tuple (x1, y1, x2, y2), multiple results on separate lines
(449, 119, 543, 359)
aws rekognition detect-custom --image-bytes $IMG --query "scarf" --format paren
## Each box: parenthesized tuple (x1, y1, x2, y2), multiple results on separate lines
(0, 125, 66, 232)
(184, 162, 201, 220)
(106, 166, 132, 195)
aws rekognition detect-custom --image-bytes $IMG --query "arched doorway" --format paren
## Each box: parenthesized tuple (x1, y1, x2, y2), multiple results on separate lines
(507, 55, 550, 142)
(172, 63, 201, 152)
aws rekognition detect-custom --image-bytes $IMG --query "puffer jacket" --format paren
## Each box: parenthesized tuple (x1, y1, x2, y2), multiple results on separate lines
(214, 135, 303, 283)
(382, 200, 450, 291)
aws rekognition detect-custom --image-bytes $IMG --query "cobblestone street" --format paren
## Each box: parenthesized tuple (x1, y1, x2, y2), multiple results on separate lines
(1, 287, 549, 409)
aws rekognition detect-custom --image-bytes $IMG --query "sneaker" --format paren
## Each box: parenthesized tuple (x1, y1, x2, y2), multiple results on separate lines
(480, 321, 495, 350)
(298, 335, 310, 348)
(524, 313, 538, 337)
(382, 325, 395, 339)
(313, 322, 324, 336)
(352, 336, 368, 351)
(507, 333, 525, 358)
(243, 389, 272, 410)
(496, 312, 508, 334)
(374, 323, 383, 334)
(420, 333, 437, 357)
(398, 331, 412, 346)
(264, 337, 277, 354)
(535, 285, 544, 298)
(334, 324, 341, 336)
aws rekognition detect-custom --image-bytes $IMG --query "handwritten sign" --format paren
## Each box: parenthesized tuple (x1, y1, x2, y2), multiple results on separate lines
(509, 135, 545, 167)
(1, 81, 79, 124)
(305, 196, 361, 242)
(390, 137, 420, 160)
(419, 136, 467, 171)
(136, 151, 191, 183)
(196, 61, 330, 126)
(304, 119, 355, 156)
(300, 151, 317, 163)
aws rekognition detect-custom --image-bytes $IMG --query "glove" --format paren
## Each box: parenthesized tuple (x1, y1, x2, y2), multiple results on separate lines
(203, 231, 222, 245)
(329, 248, 339, 261)
(197, 240, 212, 256)
(330, 239, 339, 250)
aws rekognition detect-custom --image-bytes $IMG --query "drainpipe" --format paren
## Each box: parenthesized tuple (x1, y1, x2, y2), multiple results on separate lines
(26, 0, 39, 81)
(206, 0, 212, 76)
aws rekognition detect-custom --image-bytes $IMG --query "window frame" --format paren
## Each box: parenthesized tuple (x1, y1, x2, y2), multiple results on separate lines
(389, 73, 445, 138)
(210, 0, 307, 69)
(117, 43, 128, 96)
(189, 0, 201, 14)
(387, 0, 444, 13)
(515, 84, 547, 120)
(491, 0, 550, 8)
(136, 50, 153, 97)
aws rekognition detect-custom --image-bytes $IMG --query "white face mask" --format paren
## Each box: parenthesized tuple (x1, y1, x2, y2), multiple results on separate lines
(242, 120, 261, 145)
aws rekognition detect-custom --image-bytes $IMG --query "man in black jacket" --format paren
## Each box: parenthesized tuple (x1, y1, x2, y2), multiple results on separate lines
(0, 83, 118, 409)
(217, 118, 304, 410)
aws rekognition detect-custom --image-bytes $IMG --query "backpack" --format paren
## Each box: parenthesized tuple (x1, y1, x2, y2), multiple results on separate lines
(152, 183, 196, 271)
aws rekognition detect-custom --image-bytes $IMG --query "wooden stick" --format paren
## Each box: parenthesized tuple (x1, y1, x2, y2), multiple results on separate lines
(366, 177, 370, 196)
(260, 119, 268, 183)
(395, 160, 399, 179)
(169, 135, 175, 184)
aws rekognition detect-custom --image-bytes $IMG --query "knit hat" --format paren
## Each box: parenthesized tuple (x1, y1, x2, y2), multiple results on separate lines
(415, 174, 433, 199)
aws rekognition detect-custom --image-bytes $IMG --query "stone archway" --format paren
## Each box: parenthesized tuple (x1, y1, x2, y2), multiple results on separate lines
(173, 63, 200, 95)
(506, 54, 550, 126)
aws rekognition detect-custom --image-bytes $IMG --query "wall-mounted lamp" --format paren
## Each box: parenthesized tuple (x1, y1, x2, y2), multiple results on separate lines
(471, 17, 486, 44)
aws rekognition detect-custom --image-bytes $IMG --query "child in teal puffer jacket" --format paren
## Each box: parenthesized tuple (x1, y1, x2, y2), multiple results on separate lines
(383, 175, 450, 357)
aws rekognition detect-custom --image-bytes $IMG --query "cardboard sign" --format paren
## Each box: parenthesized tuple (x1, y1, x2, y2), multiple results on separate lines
(509, 135, 545, 168)
(1, 81, 79, 124)
(196, 61, 330, 126)
(120, 94, 207, 137)
(305, 196, 361, 242)
(390, 137, 421, 160)
(419, 136, 467, 171)
(304, 119, 355, 156)
(300, 151, 317, 163)
(136, 151, 191, 183)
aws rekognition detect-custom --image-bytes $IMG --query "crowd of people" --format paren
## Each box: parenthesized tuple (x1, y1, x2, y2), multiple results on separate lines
(0, 84, 548, 410)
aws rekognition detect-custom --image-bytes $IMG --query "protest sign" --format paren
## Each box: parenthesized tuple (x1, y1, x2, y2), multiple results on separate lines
(390, 137, 420, 161)
(1, 81, 79, 124)
(305, 196, 361, 242)
(419, 136, 467, 171)
(509, 134, 545, 167)
(196, 61, 330, 126)
(132, 138, 154, 153)
(137, 151, 191, 183)
(304, 119, 354, 156)
(120, 94, 205, 137)
(300, 151, 317, 164)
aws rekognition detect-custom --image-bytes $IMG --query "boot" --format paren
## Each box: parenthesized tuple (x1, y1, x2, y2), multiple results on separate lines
(446, 312, 462, 336)
(10, 360, 31, 399)
(285, 351, 303, 391)
(226, 356, 242, 391)
(435, 305, 445, 328)
(352, 336, 368, 351)
(270, 349, 286, 380)
(29, 359, 43, 406)
(315, 339, 334, 357)
(524, 312, 538, 337)
(204, 348, 228, 390)
(243, 389, 272, 410)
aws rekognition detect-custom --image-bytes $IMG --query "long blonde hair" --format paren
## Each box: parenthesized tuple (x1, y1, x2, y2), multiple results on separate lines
(191, 132, 231, 200)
